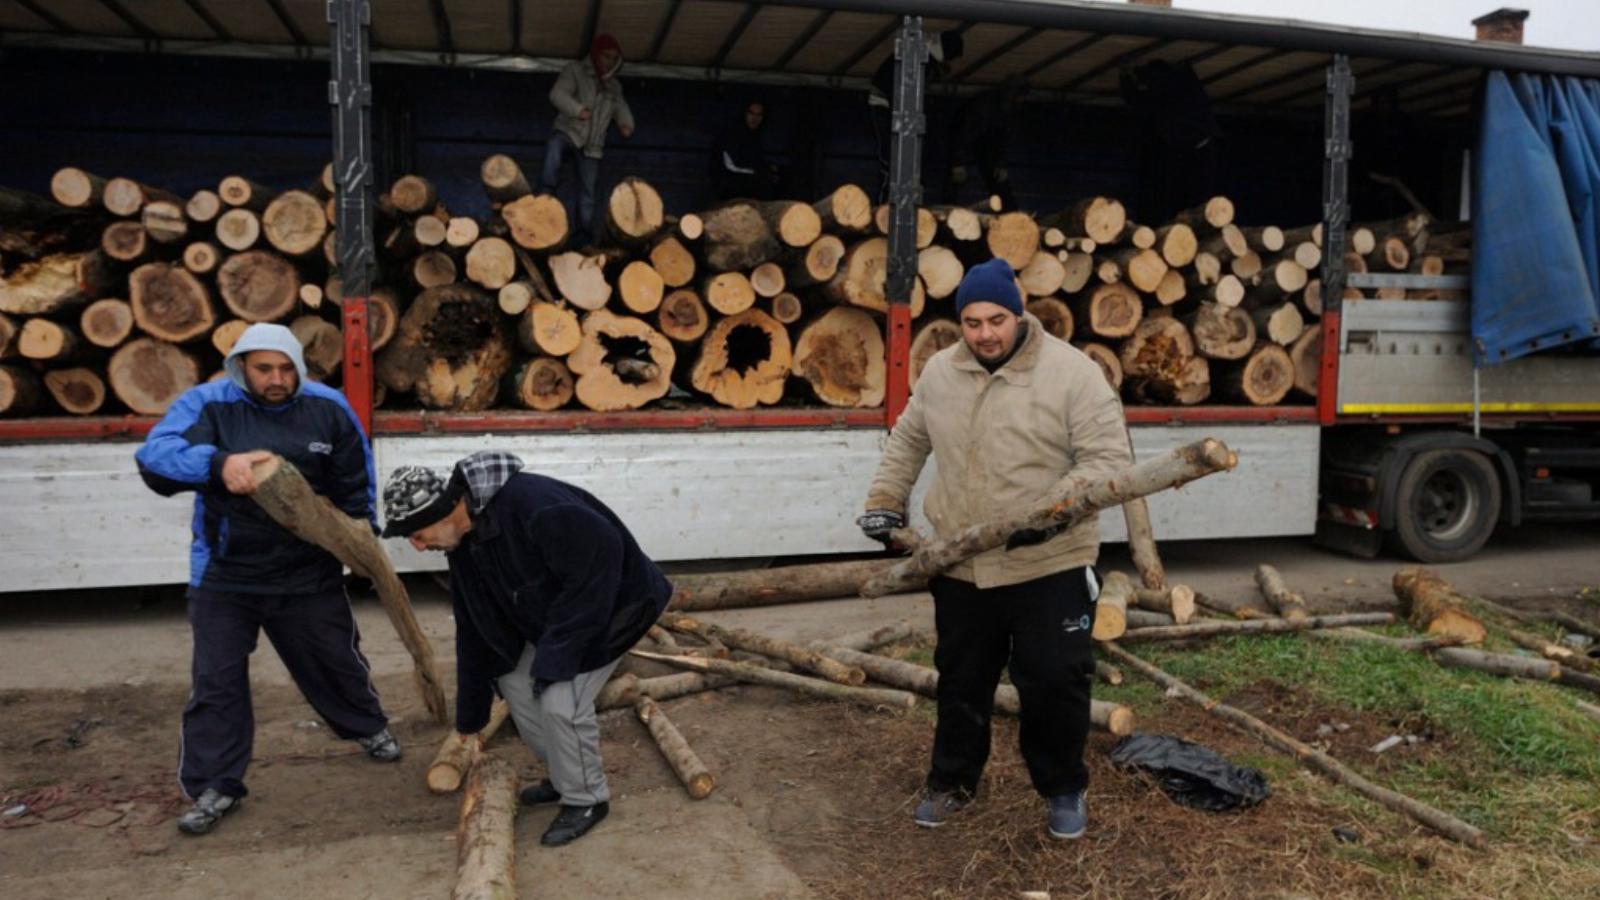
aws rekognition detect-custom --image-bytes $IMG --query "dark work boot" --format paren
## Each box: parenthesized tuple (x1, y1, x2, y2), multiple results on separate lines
(519, 779, 560, 806)
(176, 788, 240, 836)
(357, 728, 402, 762)
(541, 802, 609, 847)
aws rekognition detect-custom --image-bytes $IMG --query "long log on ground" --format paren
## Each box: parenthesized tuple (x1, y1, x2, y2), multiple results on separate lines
(609, 672, 738, 707)
(629, 650, 917, 710)
(635, 697, 716, 799)
(1392, 567, 1488, 645)
(249, 454, 448, 724)
(1133, 584, 1197, 624)
(453, 755, 518, 900)
(1432, 647, 1600, 695)
(1472, 596, 1600, 642)
(1312, 627, 1462, 652)
(1096, 660, 1125, 685)
(1102, 641, 1486, 846)
(861, 439, 1237, 598)
(1119, 612, 1394, 643)
(427, 699, 510, 794)
(1255, 564, 1310, 623)
(1198, 591, 1274, 620)
(1491, 624, 1600, 674)
(659, 612, 864, 685)
(812, 621, 919, 653)
(595, 673, 643, 711)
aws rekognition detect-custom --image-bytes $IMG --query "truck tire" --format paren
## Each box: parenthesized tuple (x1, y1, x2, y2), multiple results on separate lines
(1390, 448, 1501, 563)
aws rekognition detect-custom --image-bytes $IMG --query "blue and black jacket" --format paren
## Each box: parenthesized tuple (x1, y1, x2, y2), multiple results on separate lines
(134, 379, 376, 595)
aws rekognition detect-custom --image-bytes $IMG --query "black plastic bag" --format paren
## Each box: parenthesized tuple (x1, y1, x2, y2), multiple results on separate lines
(1110, 732, 1271, 812)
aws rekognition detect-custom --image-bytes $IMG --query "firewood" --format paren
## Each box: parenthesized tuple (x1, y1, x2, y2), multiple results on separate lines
(108, 338, 199, 414)
(51, 168, 107, 209)
(793, 306, 885, 408)
(813, 622, 920, 654)
(1282, 222, 1323, 248)
(248, 453, 449, 723)
(917, 245, 964, 300)
(1202, 223, 1250, 260)
(666, 559, 901, 612)
(1216, 344, 1293, 406)
(703, 271, 756, 315)
(1109, 247, 1167, 293)
(1133, 584, 1196, 624)
(462, 237, 517, 291)
(140, 201, 187, 245)
(182, 242, 222, 276)
(1185, 302, 1256, 361)
(1252, 301, 1306, 346)
(1125, 224, 1156, 249)
(603, 177, 665, 245)
(1061, 252, 1093, 293)
(1172, 196, 1235, 232)
(547, 251, 611, 311)
(217, 250, 300, 322)
(19, 319, 79, 362)
(595, 673, 643, 711)
(289, 316, 342, 381)
(629, 650, 916, 710)
(690, 308, 791, 408)
(676, 212, 704, 240)
(1433, 647, 1600, 696)
(1119, 316, 1197, 403)
(1154, 269, 1187, 306)
(298, 283, 324, 310)
(101, 220, 152, 263)
(1154, 223, 1197, 267)
(1289, 324, 1321, 397)
(1191, 251, 1222, 285)
(748, 262, 785, 299)
(566, 309, 675, 411)
(872, 204, 936, 249)
(1051, 197, 1126, 244)
(215, 176, 274, 211)
(412, 250, 458, 289)
(1300, 279, 1324, 316)
(789, 234, 846, 290)
(634, 697, 715, 799)
(387, 175, 437, 215)
(862, 440, 1237, 598)
(516, 301, 581, 356)
(1229, 249, 1263, 284)
(41, 367, 105, 415)
(0, 365, 42, 416)
(257, 190, 325, 257)
(377, 284, 512, 411)
(1486, 622, 1600, 675)
(452, 755, 518, 900)
(427, 699, 509, 794)
(1016, 250, 1067, 297)
(444, 217, 480, 250)
(1102, 642, 1486, 847)
(700, 202, 780, 272)
(1075, 341, 1123, 391)
(813, 184, 872, 233)
(415, 214, 450, 249)
(211, 320, 250, 355)
(0, 314, 13, 360)
(1072, 282, 1142, 339)
(368, 289, 400, 352)
(764, 200, 824, 248)
(933, 205, 983, 242)
(1093, 571, 1133, 641)
(127, 262, 215, 344)
(648, 234, 696, 288)
(1121, 489, 1166, 591)
(659, 612, 864, 685)
(1253, 564, 1310, 623)
(103, 178, 179, 217)
(479, 154, 530, 204)
(1026, 298, 1072, 342)
(1368, 234, 1411, 271)
(607, 672, 737, 707)
(1392, 567, 1488, 645)
(985, 212, 1041, 270)
(1291, 241, 1322, 271)
(80, 298, 134, 348)
(500, 194, 568, 250)
(769, 292, 802, 325)
(496, 282, 537, 316)
(1242, 225, 1285, 253)
(657, 289, 709, 343)
(1, 251, 116, 315)
(216, 208, 262, 251)
(507, 357, 574, 411)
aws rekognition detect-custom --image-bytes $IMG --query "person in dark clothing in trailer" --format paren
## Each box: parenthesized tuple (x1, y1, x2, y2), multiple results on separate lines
(381, 452, 672, 847)
(1120, 58, 1223, 221)
(868, 29, 964, 201)
(941, 78, 1024, 210)
(135, 323, 399, 837)
(710, 100, 779, 200)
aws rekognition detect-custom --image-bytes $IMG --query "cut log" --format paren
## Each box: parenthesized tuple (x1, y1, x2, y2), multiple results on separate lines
(703, 271, 756, 316)
(547, 251, 611, 311)
(748, 261, 785, 299)
(1128, 356, 1210, 405)
(1254, 564, 1310, 623)
(1133, 584, 1196, 625)
(211, 319, 251, 356)
(1184, 302, 1257, 361)
(677, 212, 704, 240)
(1202, 223, 1250, 260)
(107, 338, 200, 415)
(216, 176, 276, 211)
(634, 697, 715, 799)
(217, 250, 300, 322)
(861, 439, 1237, 598)
(657, 289, 709, 343)
(934, 205, 984, 242)
(0, 313, 13, 359)
(81, 298, 135, 348)
(452, 755, 518, 900)
(1060, 252, 1093, 294)
(0, 365, 42, 416)
(1026, 297, 1072, 342)
(500, 194, 568, 250)
(1301, 279, 1324, 316)
(1198, 591, 1274, 621)
(1018, 251, 1066, 297)
(1075, 341, 1123, 390)
(414, 216, 448, 249)
(1289, 324, 1321, 397)
(1094, 571, 1133, 641)
(1368, 234, 1411, 271)
(103, 178, 179, 217)
(368, 289, 400, 352)
(872, 204, 937, 248)
(1154, 223, 1198, 267)
(566, 309, 676, 411)
(464, 237, 517, 291)
(917, 245, 964, 299)
(1071, 282, 1142, 339)
(19, 319, 78, 361)
(603, 177, 665, 245)
(1282, 223, 1324, 248)
(1101, 642, 1486, 847)
(451, 217, 485, 250)
(793, 306, 885, 408)
(1122, 488, 1166, 592)
(1154, 268, 1187, 306)
(769, 291, 803, 325)
(629, 650, 917, 711)
(101, 220, 152, 263)
(1110, 247, 1167, 293)
(1252, 259, 1309, 300)
(1252, 301, 1306, 346)
(508, 357, 575, 411)
(182, 242, 222, 275)
(480, 154, 531, 204)
(1216, 344, 1293, 406)
(690, 308, 792, 408)
(1433, 647, 1600, 696)
(659, 612, 864, 685)
(666, 559, 900, 612)
(1292, 241, 1322, 271)
(1, 251, 116, 315)
(289, 315, 342, 381)
(764, 200, 825, 248)
(427, 700, 510, 794)
(788, 234, 846, 290)
(909, 318, 962, 391)
(648, 234, 696, 288)
(986, 212, 1041, 270)
(1118, 316, 1195, 393)
(1392, 567, 1488, 645)
(1127, 224, 1157, 250)
(1191, 251, 1222, 285)
(1229, 249, 1262, 283)
(1053, 197, 1126, 244)
(389, 175, 437, 215)
(140, 201, 188, 245)
(1172, 196, 1235, 231)
(216, 208, 262, 251)
(376, 284, 513, 411)
(1242, 225, 1285, 253)
(42, 367, 106, 415)
(51, 168, 106, 208)
(700, 202, 780, 271)
(129, 262, 216, 343)
(517, 301, 582, 356)
(812, 184, 873, 233)
(596, 673, 643, 711)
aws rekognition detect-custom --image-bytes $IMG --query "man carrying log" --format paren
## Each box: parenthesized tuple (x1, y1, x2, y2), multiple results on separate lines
(543, 33, 636, 243)
(857, 257, 1133, 840)
(382, 452, 672, 847)
(134, 323, 399, 837)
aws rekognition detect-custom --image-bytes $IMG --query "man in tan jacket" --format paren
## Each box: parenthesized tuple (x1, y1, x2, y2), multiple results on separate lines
(859, 256, 1132, 840)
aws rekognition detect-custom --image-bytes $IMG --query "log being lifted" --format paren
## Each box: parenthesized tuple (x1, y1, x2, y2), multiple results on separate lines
(1255, 564, 1310, 623)
(861, 439, 1238, 598)
(249, 454, 449, 724)
(129, 262, 216, 343)
(566, 308, 676, 411)
(108, 338, 199, 415)
(700, 202, 780, 271)
(376, 284, 513, 411)
(629, 650, 917, 711)
(1392, 567, 1488, 645)
(428, 699, 510, 794)
(793, 306, 886, 408)
(659, 611, 865, 685)
(667, 558, 902, 611)
(453, 755, 518, 900)
(635, 696, 716, 799)
(690, 307, 792, 408)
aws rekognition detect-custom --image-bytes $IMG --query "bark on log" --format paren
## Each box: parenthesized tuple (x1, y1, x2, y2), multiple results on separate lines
(1053, 197, 1126, 244)
(566, 309, 676, 411)
(814, 621, 920, 653)
(986, 212, 1041, 270)
(690, 307, 792, 408)
(517, 300, 582, 356)
(367, 289, 400, 352)
(1185, 302, 1257, 361)
(0, 313, 14, 360)
(41, 367, 104, 415)
(1254, 564, 1309, 623)
(1072, 282, 1142, 339)
(1202, 224, 1250, 260)
(789, 234, 846, 290)
(862, 439, 1237, 598)
(80, 298, 134, 348)
(649, 234, 697, 288)
(793, 306, 886, 408)
(1, 251, 117, 315)
(452, 755, 518, 900)
(1102, 642, 1486, 847)
(129, 262, 216, 343)
(427, 699, 510, 794)
(501, 194, 568, 250)
(107, 337, 200, 415)
(1393, 567, 1489, 645)
(812, 184, 873, 233)
(376, 284, 512, 411)
(217, 176, 276, 211)
(1075, 341, 1123, 391)
(1292, 241, 1322, 271)
(657, 289, 710, 343)
(1242, 225, 1285, 253)
(667, 558, 901, 612)
(595, 673, 643, 711)
(910, 318, 961, 391)
(1025, 298, 1073, 342)
(635, 697, 716, 799)
(764, 200, 824, 248)
(1122, 490, 1166, 591)
(700, 202, 779, 271)
(480, 154, 531, 204)
(629, 650, 917, 710)
(659, 612, 864, 685)
(0, 364, 42, 416)
(1060, 251, 1093, 294)
(1124, 612, 1396, 643)
(216, 208, 261, 251)
(1216, 344, 1293, 406)
(217, 250, 300, 322)
(1094, 571, 1133, 641)
(604, 177, 665, 245)
(548, 251, 612, 311)
(1172, 196, 1235, 231)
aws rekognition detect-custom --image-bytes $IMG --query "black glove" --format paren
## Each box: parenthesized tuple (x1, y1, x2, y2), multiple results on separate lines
(1006, 523, 1064, 550)
(857, 508, 906, 546)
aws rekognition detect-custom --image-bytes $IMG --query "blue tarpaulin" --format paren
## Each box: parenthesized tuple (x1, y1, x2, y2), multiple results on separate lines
(1471, 72, 1600, 366)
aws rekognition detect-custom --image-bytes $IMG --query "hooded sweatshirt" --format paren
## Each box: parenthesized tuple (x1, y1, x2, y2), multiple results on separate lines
(549, 34, 635, 158)
(135, 323, 375, 594)
(442, 452, 673, 733)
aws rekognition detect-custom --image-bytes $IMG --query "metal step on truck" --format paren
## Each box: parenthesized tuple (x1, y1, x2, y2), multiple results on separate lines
(0, 1, 1596, 594)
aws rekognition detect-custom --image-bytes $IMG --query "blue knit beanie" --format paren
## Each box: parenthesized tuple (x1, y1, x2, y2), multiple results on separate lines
(954, 257, 1023, 316)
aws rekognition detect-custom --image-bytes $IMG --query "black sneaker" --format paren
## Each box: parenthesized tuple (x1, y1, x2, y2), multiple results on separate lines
(176, 788, 240, 835)
(357, 728, 402, 762)
(519, 779, 560, 806)
(541, 802, 609, 847)
(913, 789, 970, 828)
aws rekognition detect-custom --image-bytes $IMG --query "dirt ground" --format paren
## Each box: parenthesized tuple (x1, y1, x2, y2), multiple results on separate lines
(2, 527, 1598, 899)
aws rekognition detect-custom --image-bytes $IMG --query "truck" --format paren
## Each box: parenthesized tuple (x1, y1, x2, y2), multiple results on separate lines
(1, 0, 1596, 594)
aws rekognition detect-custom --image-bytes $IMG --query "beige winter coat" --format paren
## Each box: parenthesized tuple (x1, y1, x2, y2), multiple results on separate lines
(865, 314, 1133, 588)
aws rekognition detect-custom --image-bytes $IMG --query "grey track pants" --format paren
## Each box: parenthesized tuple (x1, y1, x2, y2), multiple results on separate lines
(497, 644, 621, 806)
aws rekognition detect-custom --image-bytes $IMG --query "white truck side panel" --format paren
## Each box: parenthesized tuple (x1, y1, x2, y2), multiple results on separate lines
(0, 423, 1317, 592)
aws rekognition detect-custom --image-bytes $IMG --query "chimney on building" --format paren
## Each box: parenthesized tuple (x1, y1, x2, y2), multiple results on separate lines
(1128, 0, 1173, 7)
(1472, 8, 1528, 45)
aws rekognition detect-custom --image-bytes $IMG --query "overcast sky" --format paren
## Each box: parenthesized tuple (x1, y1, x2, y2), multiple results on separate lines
(1130, 1, 1599, 52)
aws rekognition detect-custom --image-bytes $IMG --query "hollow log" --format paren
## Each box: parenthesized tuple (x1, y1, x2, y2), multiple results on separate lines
(789, 234, 847, 290)
(500, 194, 568, 250)
(507, 357, 575, 411)
(649, 234, 696, 288)
(129, 262, 216, 343)
(108, 338, 200, 415)
(666, 558, 902, 612)
(80, 298, 134, 348)
(452, 755, 518, 900)
(629, 650, 917, 711)
(1392, 567, 1488, 645)
(42, 367, 106, 415)
(1185, 302, 1257, 361)
(216, 208, 262, 251)
(603, 177, 665, 245)
(812, 184, 873, 233)
(566, 309, 676, 411)
(616, 261, 666, 314)
(1216, 344, 1293, 406)
(1119, 316, 1194, 387)
(657, 289, 709, 343)
(480, 154, 531, 204)
(635, 697, 716, 799)
(547, 251, 611, 311)
(0, 365, 42, 416)
(690, 308, 791, 409)
(517, 301, 582, 356)
(700, 202, 780, 272)
(376, 284, 512, 411)
(1075, 341, 1123, 391)
(793, 306, 885, 408)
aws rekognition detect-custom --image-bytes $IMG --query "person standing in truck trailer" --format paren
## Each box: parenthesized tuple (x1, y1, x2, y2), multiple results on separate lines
(134, 323, 399, 837)
(857, 257, 1133, 840)
(543, 32, 636, 244)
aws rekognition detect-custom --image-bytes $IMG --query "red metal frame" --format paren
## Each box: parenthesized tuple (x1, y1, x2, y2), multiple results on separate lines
(885, 305, 912, 426)
(341, 296, 374, 436)
(1317, 308, 1341, 426)
(374, 407, 887, 434)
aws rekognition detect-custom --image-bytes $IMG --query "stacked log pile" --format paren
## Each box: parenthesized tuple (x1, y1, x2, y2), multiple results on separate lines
(0, 162, 1470, 418)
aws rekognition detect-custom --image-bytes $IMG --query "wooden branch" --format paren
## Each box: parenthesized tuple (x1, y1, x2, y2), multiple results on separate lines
(811, 621, 919, 653)
(1119, 612, 1394, 643)
(1433, 647, 1600, 695)
(1102, 642, 1487, 847)
(1121, 494, 1166, 590)
(1255, 564, 1310, 623)
(629, 650, 916, 710)
(1094, 571, 1133, 641)
(427, 699, 510, 794)
(635, 697, 716, 799)
(658, 612, 864, 685)
(453, 755, 518, 900)
(1133, 584, 1197, 625)
(667, 558, 899, 611)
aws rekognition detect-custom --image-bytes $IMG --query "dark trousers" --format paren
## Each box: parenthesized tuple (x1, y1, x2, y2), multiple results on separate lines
(180, 587, 387, 800)
(928, 567, 1096, 799)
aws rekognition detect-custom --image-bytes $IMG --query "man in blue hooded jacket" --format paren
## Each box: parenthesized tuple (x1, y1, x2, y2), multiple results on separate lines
(135, 323, 398, 836)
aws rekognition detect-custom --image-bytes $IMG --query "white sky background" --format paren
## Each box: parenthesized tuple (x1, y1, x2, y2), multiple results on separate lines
(1121, 1, 1599, 52)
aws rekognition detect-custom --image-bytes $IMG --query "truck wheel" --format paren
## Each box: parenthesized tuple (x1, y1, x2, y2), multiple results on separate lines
(1390, 448, 1501, 563)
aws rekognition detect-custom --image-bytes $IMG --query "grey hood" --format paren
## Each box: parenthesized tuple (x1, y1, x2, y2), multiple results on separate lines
(225, 323, 309, 395)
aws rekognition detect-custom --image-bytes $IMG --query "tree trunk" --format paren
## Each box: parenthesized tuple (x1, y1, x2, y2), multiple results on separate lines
(517, 301, 582, 356)
(1185, 302, 1257, 361)
(1093, 571, 1133, 641)
(80, 298, 134, 348)
(917, 245, 964, 300)
(1289, 324, 1322, 397)
(183, 241, 222, 275)
(657, 289, 710, 343)
(1392, 567, 1488, 645)
(812, 184, 873, 233)
(666, 558, 902, 612)
(860, 439, 1236, 598)
(101, 220, 152, 263)
(1254, 564, 1310, 623)
(0, 364, 42, 416)
(629, 650, 917, 711)
(108, 338, 200, 415)
(788, 234, 846, 290)
(1071, 283, 1142, 339)
(690, 308, 791, 408)
(1216, 344, 1293, 406)
(216, 208, 261, 251)
(427, 699, 510, 794)
(700, 202, 780, 272)
(603, 177, 665, 245)
(129, 262, 216, 343)
(19, 319, 79, 361)
(479, 154, 531, 204)
(1134, 584, 1197, 624)
(500, 194, 568, 250)
(103, 177, 180, 216)
(566, 309, 676, 411)
(548, 251, 612, 311)
(985, 212, 1041, 270)
(1075, 341, 1123, 391)
(1025, 298, 1073, 342)
(376, 284, 513, 411)
(508, 356, 575, 411)
(648, 234, 697, 288)
(217, 250, 300, 322)
(289, 315, 342, 381)
(763, 200, 824, 248)
(1109, 247, 1168, 293)
(793, 306, 886, 408)
(51, 167, 107, 208)
(769, 291, 803, 325)
(452, 755, 518, 900)
(660, 612, 865, 685)
(635, 697, 716, 799)
(1252, 301, 1306, 346)
(1, 251, 117, 315)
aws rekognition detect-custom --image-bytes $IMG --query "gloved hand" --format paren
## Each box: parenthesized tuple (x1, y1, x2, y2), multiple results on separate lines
(857, 508, 906, 546)
(1006, 523, 1064, 550)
